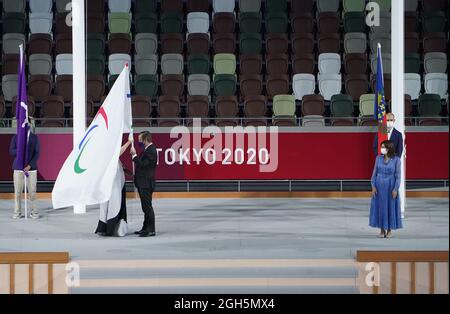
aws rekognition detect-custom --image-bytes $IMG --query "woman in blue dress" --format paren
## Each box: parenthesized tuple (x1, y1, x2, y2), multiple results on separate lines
(369, 140, 403, 238)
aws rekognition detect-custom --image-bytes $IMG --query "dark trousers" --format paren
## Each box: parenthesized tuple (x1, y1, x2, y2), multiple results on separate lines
(138, 187, 155, 232)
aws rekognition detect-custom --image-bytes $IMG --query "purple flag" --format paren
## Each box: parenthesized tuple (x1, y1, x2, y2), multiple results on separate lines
(15, 46, 29, 172)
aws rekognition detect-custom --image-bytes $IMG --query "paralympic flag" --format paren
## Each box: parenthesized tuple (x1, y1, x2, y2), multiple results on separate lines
(16, 45, 29, 172)
(52, 65, 132, 209)
(374, 43, 388, 154)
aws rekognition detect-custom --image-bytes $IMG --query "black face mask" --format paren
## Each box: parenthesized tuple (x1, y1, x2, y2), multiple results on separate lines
(138, 142, 145, 149)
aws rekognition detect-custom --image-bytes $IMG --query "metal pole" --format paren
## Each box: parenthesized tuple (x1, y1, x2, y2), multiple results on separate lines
(391, 0, 406, 217)
(72, 0, 86, 214)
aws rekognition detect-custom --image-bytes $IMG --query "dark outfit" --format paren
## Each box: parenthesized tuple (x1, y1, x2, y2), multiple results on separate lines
(133, 144, 157, 233)
(373, 128, 404, 157)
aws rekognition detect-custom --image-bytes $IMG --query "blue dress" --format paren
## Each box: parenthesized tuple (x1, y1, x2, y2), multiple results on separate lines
(369, 156, 403, 230)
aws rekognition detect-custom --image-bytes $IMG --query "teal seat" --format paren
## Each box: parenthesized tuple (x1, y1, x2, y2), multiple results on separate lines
(214, 74, 237, 96)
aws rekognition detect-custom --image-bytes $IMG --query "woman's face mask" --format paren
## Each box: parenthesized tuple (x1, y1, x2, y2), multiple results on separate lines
(381, 148, 388, 155)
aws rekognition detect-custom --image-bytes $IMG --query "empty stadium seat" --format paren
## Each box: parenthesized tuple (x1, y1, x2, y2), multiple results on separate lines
(214, 74, 237, 96)
(266, 75, 290, 100)
(161, 74, 184, 99)
(135, 75, 159, 100)
(318, 33, 341, 54)
(55, 33, 73, 54)
(135, 33, 158, 55)
(370, 53, 391, 74)
(292, 33, 315, 54)
(29, 13, 53, 34)
(161, 13, 184, 33)
(55, 12, 72, 34)
(272, 95, 297, 127)
(55, 75, 73, 102)
(265, 54, 289, 75)
(291, 12, 314, 34)
(187, 33, 210, 54)
(405, 32, 420, 53)
(370, 33, 391, 54)
(2, 13, 26, 33)
(239, 54, 263, 74)
(213, 0, 235, 13)
(135, 13, 158, 33)
(28, 34, 53, 54)
(370, 12, 391, 34)
(344, 33, 367, 54)
(418, 93, 443, 125)
(239, 75, 263, 99)
(291, 0, 314, 13)
(405, 12, 419, 32)
(317, 0, 340, 12)
(2, 75, 19, 102)
(87, 33, 106, 55)
(344, 53, 368, 74)
(87, 12, 105, 33)
(343, 0, 366, 12)
(424, 73, 448, 99)
(423, 0, 448, 11)
(28, 75, 52, 102)
(318, 73, 342, 101)
(135, 54, 158, 75)
(318, 53, 341, 74)
(29, 54, 53, 75)
(3, 0, 26, 12)
(344, 12, 367, 33)
(108, 33, 132, 54)
(161, 33, 184, 54)
(108, 54, 131, 75)
(265, 12, 288, 33)
(56, 54, 73, 75)
(345, 74, 369, 101)
(265, 33, 289, 54)
(213, 13, 236, 33)
(108, 0, 131, 13)
(404, 73, 422, 100)
(2, 34, 26, 55)
(424, 53, 448, 73)
(239, 33, 262, 54)
(188, 74, 211, 96)
(265, 0, 287, 12)
(422, 11, 447, 33)
(359, 94, 376, 117)
(239, 0, 261, 12)
(239, 12, 262, 33)
(187, 12, 210, 34)
(318, 12, 340, 34)
(161, 54, 184, 75)
(161, 0, 184, 13)
(187, 0, 210, 13)
(215, 96, 239, 127)
(131, 95, 152, 127)
(244, 95, 267, 127)
(188, 54, 211, 75)
(87, 76, 106, 102)
(108, 13, 132, 34)
(331, 94, 355, 126)
(187, 95, 210, 126)
(404, 53, 421, 73)
(2, 54, 19, 75)
(86, 0, 105, 13)
(302, 115, 325, 127)
(213, 54, 236, 75)
(291, 54, 315, 74)
(86, 54, 106, 75)
(293, 74, 316, 101)
(157, 96, 181, 127)
(41, 95, 65, 127)
(423, 32, 447, 53)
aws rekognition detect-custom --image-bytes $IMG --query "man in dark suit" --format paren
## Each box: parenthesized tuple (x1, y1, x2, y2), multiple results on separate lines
(130, 131, 157, 237)
(373, 113, 404, 157)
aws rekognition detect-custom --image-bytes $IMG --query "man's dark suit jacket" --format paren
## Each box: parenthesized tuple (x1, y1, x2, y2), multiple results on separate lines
(373, 128, 404, 157)
(9, 133, 40, 170)
(133, 144, 157, 189)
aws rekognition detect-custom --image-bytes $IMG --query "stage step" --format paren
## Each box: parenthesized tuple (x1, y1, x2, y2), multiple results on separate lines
(70, 259, 360, 294)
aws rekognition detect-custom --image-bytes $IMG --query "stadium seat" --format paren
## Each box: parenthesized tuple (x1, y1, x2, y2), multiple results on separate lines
(108, 0, 131, 13)
(55, 12, 72, 34)
(2, 34, 26, 55)
(418, 93, 442, 125)
(272, 95, 296, 127)
(55, 75, 74, 102)
(55, 0, 71, 13)
(108, 54, 131, 75)
(187, 12, 210, 34)
(161, 74, 184, 99)
(29, 54, 53, 75)
(29, 13, 53, 34)
(318, 33, 341, 54)
(108, 33, 132, 54)
(161, 54, 184, 75)
(3, 0, 26, 12)
(55, 33, 73, 54)
(157, 96, 181, 127)
(292, 54, 315, 74)
(370, 12, 391, 34)
(213, 54, 236, 75)
(135, 33, 158, 55)
(86, 0, 105, 13)
(424, 73, 448, 99)
(135, 54, 158, 75)
(293, 74, 316, 101)
(0, 97, 7, 126)
(239, 33, 262, 54)
(359, 94, 376, 116)
(345, 74, 369, 101)
(344, 33, 367, 54)
(404, 53, 421, 73)
(266, 75, 290, 100)
(405, 12, 419, 32)
(404, 73, 422, 100)
(2, 54, 20, 75)
(86, 54, 106, 75)
(215, 96, 239, 127)
(28, 75, 52, 102)
(291, 0, 314, 13)
(316, 0, 340, 13)
(213, 13, 236, 33)
(188, 54, 211, 75)
(188, 74, 211, 96)
(2, 13, 26, 33)
(370, 33, 391, 54)
(239, 12, 262, 33)
(11, 96, 36, 118)
(290, 12, 314, 34)
(318, 53, 341, 74)
(131, 95, 152, 127)
(214, 74, 237, 96)
(239, 75, 263, 99)
(56, 54, 73, 75)
(318, 12, 340, 34)
(87, 76, 106, 102)
(108, 13, 132, 34)
(161, 0, 184, 13)
(344, 53, 368, 74)
(244, 95, 267, 127)
(292, 33, 315, 54)
(135, 13, 158, 33)
(135, 75, 159, 100)
(41, 96, 65, 127)
(423, 32, 447, 53)
(1, 75, 19, 102)
(405, 32, 420, 53)
(344, 12, 366, 33)
(265, 0, 287, 12)
(370, 53, 391, 74)
(161, 13, 184, 33)
(161, 33, 184, 54)
(343, 0, 366, 12)
(87, 13, 105, 33)
(422, 11, 447, 33)
(424, 52, 448, 73)
(265, 12, 289, 33)
(239, 0, 261, 12)
(187, 0, 210, 13)
(28, 34, 53, 54)
(318, 73, 342, 101)
(330, 94, 355, 126)
(239, 54, 262, 74)
(423, 0, 448, 11)
(187, 95, 210, 126)
(265, 54, 289, 75)
(87, 33, 106, 55)
(187, 33, 210, 54)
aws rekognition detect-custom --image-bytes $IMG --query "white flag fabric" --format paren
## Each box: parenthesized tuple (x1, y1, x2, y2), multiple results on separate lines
(52, 65, 132, 209)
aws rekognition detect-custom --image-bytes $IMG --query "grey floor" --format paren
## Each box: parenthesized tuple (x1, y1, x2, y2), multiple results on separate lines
(0, 197, 448, 293)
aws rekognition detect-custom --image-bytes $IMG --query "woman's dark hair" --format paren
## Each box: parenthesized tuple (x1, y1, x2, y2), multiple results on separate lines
(381, 140, 395, 158)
